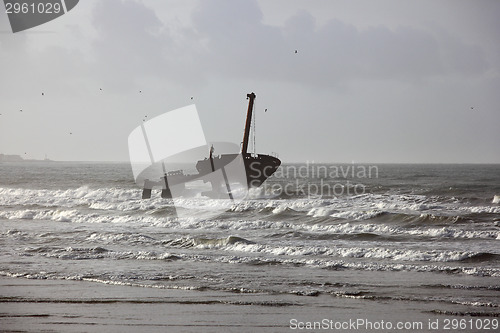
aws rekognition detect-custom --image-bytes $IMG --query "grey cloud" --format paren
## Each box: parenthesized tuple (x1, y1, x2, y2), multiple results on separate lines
(190, 0, 489, 86)
(90, 0, 171, 88)
(85, 0, 490, 89)
(433, 27, 489, 77)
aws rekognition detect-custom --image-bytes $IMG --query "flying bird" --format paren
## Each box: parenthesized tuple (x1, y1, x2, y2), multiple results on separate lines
(139, 90, 142, 93)
(190, 96, 193, 100)
(41, 92, 44, 96)
(265, 108, 268, 112)
(294, 50, 298, 54)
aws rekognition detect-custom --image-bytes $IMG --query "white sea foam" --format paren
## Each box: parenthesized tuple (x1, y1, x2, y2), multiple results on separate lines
(2, 187, 500, 244)
(218, 241, 486, 263)
(86, 232, 156, 245)
(0, 187, 142, 209)
(3, 187, 500, 218)
(492, 195, 500, 204)
(2, 206, 499, 240)
(329, 210, 385, 220)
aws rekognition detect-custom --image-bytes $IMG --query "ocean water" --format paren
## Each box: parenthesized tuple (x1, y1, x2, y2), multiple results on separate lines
(1, 162, 499, 320)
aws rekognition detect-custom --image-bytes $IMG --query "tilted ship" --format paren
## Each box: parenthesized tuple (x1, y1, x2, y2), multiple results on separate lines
(141, 93, 281, 199)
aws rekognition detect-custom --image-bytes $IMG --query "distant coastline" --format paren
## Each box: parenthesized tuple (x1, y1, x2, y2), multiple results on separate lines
(0, 153, 53, 163)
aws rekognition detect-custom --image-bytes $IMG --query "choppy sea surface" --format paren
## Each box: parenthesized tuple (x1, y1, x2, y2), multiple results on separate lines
(1, 162, 499, 318)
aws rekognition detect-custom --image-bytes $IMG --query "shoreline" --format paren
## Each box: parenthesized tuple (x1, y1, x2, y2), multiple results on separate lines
(0, 275, 471, 333)
(0, 276, 291, 332)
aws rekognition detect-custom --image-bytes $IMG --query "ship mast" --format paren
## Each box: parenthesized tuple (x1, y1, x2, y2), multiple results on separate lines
(241, 92, 256, 155)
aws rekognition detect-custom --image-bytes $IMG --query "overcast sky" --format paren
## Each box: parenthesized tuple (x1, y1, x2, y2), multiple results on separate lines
(1, 0, 499, 163)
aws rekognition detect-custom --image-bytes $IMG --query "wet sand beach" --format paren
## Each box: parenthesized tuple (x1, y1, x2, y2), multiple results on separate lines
(3, 276, 495, 333)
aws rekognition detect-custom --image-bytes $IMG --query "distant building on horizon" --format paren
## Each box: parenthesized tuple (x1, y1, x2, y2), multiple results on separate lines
(0, 154, 24, 162)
